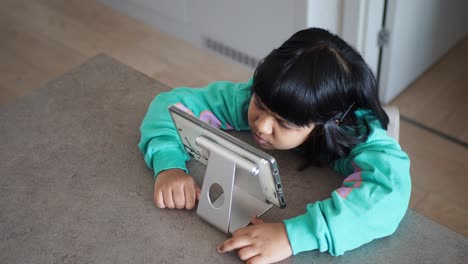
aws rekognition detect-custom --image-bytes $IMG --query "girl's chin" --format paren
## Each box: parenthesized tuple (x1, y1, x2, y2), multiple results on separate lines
(257, 144, 273, 150)
(254, 140, 275, 150)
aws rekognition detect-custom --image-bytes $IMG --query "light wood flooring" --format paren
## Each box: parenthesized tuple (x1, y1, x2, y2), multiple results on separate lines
(1, 0, 467, 236)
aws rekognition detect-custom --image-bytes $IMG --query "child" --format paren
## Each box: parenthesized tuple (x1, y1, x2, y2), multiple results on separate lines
(138, 28, 411, 263)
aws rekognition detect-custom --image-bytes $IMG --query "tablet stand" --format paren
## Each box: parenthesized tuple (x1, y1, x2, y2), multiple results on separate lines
(196, 136, 273, 234)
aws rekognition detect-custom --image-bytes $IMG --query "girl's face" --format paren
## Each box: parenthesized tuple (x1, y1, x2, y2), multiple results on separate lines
(247, 95, 315, 150)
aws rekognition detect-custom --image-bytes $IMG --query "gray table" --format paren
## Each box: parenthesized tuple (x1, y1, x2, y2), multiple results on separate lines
(1, 54, 466, 263)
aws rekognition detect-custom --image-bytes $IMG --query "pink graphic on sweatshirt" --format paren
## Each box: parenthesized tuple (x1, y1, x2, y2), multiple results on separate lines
(174, 103, 233, 130)
(174, 103, 195, 116)
(199, 110, 222, 128)
(336, 187, 354, 199)
(336, 162, 362, 199)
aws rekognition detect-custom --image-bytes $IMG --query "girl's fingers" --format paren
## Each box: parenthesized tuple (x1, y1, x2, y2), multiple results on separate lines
(154, 190, 165, 208)
(172, 186, 186, 209)
(162, 189, 175, 208)
(231, 225, 252, 237)
(251, 217, 264, 225)
(184, 184, 196, 210)
(217, 236, 253, 253)
(238, 246, 260, 261)
(246, 255, 266, 264)
(195, 184, 201, 200)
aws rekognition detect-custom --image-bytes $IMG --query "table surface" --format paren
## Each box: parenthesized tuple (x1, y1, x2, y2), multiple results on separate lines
(1, 54, 466, 264)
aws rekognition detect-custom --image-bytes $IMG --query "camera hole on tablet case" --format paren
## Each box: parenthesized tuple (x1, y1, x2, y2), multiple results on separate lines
(208, 183, 224, 208)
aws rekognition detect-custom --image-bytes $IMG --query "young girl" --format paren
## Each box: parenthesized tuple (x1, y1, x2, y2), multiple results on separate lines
(139, 28, 411, 263)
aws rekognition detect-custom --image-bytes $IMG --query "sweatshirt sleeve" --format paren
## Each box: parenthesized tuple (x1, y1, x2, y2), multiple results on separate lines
(283, 128, 411, 256)
(138, 80, 253, 177)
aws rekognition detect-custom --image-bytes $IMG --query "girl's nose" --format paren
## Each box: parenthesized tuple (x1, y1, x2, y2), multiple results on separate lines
(256, 115, 273, 135)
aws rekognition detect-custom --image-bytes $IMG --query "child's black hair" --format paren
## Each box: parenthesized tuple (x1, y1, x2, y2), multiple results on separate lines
(252, 27, 389, 165)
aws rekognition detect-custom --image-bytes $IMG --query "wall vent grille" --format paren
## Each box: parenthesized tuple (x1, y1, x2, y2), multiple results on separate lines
(203, 37, 259, 69)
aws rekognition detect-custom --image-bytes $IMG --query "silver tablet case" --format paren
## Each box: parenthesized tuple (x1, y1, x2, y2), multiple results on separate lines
(168, 105, 286, 208)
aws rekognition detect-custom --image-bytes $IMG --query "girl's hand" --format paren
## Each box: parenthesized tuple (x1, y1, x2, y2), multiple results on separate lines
(154, 169, 201, 210)
(217, 217, 293, 264)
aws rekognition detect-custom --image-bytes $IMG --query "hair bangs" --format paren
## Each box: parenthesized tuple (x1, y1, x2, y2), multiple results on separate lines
(253, 61, 319, 127)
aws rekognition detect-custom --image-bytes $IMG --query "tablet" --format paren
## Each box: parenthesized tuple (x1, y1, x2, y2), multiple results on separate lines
(169, 105, 286, 208)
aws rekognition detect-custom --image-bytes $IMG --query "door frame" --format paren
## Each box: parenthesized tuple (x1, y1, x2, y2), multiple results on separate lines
(341, 0, 388, 102)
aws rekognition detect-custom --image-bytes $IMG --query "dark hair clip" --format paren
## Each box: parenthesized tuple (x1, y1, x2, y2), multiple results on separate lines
(335, 102, 355, 125)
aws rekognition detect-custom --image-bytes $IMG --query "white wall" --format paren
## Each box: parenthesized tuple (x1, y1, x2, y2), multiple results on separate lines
(306, 0, 342, 34)
(189, 0, 304, 61)
(99, 0, 467, 103)
(98, 0, 343, 67)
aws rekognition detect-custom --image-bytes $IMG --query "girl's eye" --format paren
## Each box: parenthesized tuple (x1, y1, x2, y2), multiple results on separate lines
(253, 97, 296, 129)
(278, 120, 293, 129)
(278, 119, 302, 129)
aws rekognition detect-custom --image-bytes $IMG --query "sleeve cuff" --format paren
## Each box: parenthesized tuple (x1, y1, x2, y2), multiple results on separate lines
(283, 212, 320, 255)
(151, 148, 188, 178)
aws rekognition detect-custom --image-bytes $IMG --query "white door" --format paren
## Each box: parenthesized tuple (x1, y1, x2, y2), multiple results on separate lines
(378, 0, 468, 104)
(341, 0, 385, 77)
(343, 0, 468, 104)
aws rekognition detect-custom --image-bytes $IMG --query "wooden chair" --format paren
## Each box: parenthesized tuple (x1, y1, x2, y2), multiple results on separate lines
(383, 106, 400, 142)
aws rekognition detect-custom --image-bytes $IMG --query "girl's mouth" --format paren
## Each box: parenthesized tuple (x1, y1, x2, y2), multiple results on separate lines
(253, 133, 268, 145)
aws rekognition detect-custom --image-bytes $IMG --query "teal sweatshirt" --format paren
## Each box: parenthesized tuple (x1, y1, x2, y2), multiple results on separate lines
(138, 80, 411, 256)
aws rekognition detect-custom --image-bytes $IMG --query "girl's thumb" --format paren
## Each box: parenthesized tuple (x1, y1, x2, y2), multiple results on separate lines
(251, 217, 265, 225)
(195, 184, 201, 200)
